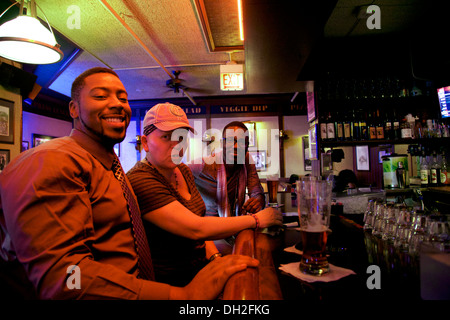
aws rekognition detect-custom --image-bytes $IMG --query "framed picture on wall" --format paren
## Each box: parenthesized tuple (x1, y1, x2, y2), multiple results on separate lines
(243, 122, 256, 147)
(0, 149, 10, 172)
(356, 145, 370, 171)
(32, 134, 56, 147)
(249, 150, 266, 171)
(21, 141, 29, 152)
(0, 98, 14, 144)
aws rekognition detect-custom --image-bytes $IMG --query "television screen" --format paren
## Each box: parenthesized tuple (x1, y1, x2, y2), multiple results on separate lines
(437, 86, 450, 118)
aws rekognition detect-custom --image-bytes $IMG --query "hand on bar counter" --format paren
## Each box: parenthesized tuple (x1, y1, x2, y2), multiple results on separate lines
(170, 254, 259, 300)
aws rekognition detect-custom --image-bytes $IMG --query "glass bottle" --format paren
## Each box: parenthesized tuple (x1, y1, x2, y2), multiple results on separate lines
(409, 144, 421, 178)
(420, 149, 430, 187)
(392, 110, 400, 140)
(352, 109, 360, 140)
(376, 109, 385, 139)
(430, 151, 441, 186)
(384, 110, 392, 140)
(343, 112, 352, 141)
(359, 110, 368, 140)
(400, 118, 412, 139)
(326, 111, 335, 141)
(368, 111, 377, 140)
(335, 111, 344, 141)
(441, 151, 449, 185)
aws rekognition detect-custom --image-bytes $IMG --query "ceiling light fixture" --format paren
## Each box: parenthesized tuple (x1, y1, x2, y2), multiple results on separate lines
(237, 0, 244, 41)
(0, 0, 63, 64)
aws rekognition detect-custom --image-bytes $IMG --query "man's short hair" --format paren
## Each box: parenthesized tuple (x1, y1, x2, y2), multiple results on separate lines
(71, 67, 120, 102)
(223, 121, 248, 136)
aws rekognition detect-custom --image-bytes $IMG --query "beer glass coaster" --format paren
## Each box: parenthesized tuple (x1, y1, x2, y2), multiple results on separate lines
(283, 222, 299, 228)
(279, 262, 356, 283)
(284, 245, 303, 255)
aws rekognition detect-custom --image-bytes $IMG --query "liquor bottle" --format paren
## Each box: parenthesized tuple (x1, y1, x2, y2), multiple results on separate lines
(326, 111, 335, 141)
(335, 111, 344, 141)
(392, 110, 400, 140)
(414, 115, 422, 139)
(420, 149, 430, 187)
(415, 147, 422, 178)
(343, 112, 352, 141)
(441, 151, 449, 185)
(400, 118, 412, 139)
(352, 109, 360, 140)
(408, 144, 421, 178)
(376, 109, 385, 139)
(359, 110, 368, 140)
(430, 151, 441, 186)
(384, 111, 392, 140)
(368, 111, 377, 140)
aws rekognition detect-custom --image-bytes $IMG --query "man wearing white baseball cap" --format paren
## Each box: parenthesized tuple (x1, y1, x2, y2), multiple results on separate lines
(127, 103, 282, 286)
(142, 102, 195, 135)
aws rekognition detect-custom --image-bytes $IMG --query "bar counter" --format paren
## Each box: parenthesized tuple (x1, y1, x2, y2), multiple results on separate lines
(224, 191, 449, 301)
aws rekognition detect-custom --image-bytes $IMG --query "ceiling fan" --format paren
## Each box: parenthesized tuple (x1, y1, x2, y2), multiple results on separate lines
(165, 70, 213, 105)
(166, 70, 186, 93)
(163, 70, 196, 105)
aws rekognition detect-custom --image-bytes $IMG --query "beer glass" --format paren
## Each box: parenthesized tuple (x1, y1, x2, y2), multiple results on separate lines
(428, 220, 449, 252)
(409, 212, 429, 255)
(363, 199, 375, 231)
(372, 202, 385, 238)
(381, 204, 397, 243)
(394, 207, 413, 251)
(296, 179, 333, 275)
(267, 174, 279, 206)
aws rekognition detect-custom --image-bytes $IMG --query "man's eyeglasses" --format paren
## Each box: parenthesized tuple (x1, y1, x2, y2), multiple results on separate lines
(222, 137, 248, 148)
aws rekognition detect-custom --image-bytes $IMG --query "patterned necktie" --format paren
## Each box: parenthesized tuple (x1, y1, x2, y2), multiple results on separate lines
(111, 156, 154, 280)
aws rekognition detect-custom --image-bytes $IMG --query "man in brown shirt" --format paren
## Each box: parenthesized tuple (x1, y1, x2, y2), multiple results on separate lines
(0, 67, 258, 299)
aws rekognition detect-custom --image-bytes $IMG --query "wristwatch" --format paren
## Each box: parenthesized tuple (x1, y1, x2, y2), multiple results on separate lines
(209, 252, 223, 261)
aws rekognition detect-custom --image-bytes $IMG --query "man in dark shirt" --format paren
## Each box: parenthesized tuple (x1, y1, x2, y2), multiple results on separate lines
(189, 121, 265, 218)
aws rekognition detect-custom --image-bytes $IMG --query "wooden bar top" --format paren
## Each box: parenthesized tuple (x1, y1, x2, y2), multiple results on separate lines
(222, 229, 282, 300)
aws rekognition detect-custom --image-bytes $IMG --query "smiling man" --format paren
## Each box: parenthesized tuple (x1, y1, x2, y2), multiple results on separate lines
(0, 67, 258, 300)
(69, 68, 130, 148)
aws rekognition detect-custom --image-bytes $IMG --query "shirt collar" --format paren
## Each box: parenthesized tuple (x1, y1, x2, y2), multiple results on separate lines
(70, 129, 116, 169)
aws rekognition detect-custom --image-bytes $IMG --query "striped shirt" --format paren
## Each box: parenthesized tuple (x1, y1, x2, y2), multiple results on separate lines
(126, 161, 206, 286)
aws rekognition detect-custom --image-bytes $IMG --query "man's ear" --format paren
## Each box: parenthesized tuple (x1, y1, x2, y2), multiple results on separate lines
(69, 100, 79, 119)
(141, 135, 150, 152)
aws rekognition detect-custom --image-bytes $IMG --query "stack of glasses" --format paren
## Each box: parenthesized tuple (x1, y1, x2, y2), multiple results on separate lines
(363, 199, 449, 254)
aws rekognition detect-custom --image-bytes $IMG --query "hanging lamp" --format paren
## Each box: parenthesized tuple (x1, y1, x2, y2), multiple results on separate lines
(0, 0, 63, 64)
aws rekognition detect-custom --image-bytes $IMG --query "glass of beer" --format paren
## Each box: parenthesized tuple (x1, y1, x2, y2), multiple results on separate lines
(267, 175, 279, 206)
(296, 179, 333, 275)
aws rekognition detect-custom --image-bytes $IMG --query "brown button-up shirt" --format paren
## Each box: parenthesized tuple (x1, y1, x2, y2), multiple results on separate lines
(0, 129, 169, 299)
